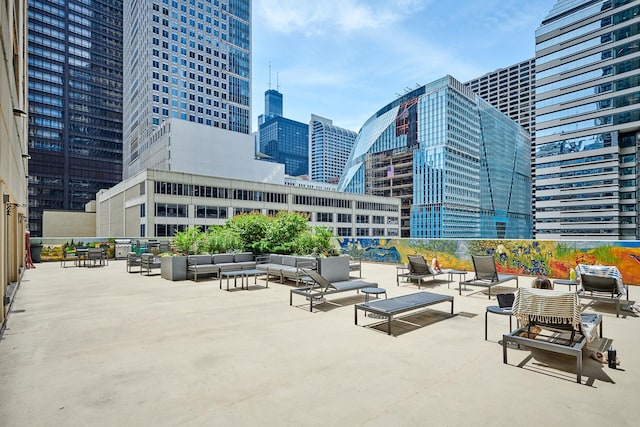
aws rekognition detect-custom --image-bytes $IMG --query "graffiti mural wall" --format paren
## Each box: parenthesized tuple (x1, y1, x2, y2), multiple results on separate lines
(337, 238, 640, 286)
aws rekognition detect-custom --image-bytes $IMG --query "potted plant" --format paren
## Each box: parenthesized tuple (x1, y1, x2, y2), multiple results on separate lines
(161, 227, 204, 281)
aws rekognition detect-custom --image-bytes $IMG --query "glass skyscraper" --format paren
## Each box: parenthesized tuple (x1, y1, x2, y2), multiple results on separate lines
(27, 0, 124, 237)
(309, 115, 357, 184)
(534, 0, 640, 240)
(123, 0, 251, 179)
(264, 89, 283, 119)
(338, 76, 532, 239)
(259, 116, 309, 177)
(257, 88, 309, 176)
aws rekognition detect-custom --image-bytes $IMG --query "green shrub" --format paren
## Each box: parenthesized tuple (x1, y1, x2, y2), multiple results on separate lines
(204, 226, 243, 253)
(293, 226, 333, 256)
(173, 226, 205, 254)
(226, 213, 271, 252)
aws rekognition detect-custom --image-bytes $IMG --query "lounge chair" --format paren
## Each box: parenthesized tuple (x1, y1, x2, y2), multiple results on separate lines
(503, 287, 603, 384)
(290, 268, 377, 312)
(400, 255, 447, 289)
(576, 264, 629, 318)
(460, 255, 518, 298)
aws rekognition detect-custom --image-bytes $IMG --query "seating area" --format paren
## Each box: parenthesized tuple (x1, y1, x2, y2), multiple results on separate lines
(2, 259, 638, 425)
(60, 247, 107, 268)
(187, 252, 257, 282)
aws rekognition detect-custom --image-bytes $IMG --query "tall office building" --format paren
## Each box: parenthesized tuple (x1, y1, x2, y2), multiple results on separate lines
(465, 59, 537, 232)
(264, 89, 282, 119)
(123, 0, 251, 179)
(27, 0, 124, 236)
(258, 88, 309, 176)
(338, 76, 532, 239)
(309, 115, 357, 184)
(534, 0, 640, 240)
(465, 58, 536, 135)
(259, 116, 309, 176)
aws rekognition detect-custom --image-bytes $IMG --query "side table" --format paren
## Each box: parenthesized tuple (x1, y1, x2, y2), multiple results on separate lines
(362, 287, 387, 303)
(485, 305, 515, 341)
(552, 279, 579, 291)
(443, 269, 468, 290)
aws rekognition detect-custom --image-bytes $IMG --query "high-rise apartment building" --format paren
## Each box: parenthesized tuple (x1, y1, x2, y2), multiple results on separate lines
(309, 115, 357, 184)
(123, 0, 251, 179)
(27, 0, 124, 236)
(534, 0, 640, 240)
(338, 76, 532, 239)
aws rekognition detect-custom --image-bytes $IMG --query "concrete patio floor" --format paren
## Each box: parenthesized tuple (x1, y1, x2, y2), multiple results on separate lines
(0, 260, 637, 426)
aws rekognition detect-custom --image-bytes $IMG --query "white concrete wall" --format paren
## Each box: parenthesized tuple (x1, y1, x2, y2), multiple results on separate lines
(137, 119, 285, 184)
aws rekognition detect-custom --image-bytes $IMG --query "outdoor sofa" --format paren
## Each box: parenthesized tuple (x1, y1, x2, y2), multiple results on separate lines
(187, 252, 256, 282)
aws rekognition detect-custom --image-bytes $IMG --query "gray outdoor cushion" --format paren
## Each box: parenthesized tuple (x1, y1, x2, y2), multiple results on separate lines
(212, 253, 234, 264)
(295, 257, 316, 268)
(318, 256, 350, 282)
(234, 252, 254, 263)
(282, 256, 297, 267)
(190, 255, 213, 265)
(269, 254, 282, 264)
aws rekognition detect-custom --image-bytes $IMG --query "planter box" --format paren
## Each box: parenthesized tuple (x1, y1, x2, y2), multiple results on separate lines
(161, 256, 188, 281)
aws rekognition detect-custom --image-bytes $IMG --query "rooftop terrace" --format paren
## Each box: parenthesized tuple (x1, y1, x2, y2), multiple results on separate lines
(0, 261, 637, 426)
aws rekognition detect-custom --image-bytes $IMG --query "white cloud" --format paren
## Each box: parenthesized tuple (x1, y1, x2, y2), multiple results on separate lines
(255, 0, 428, 35)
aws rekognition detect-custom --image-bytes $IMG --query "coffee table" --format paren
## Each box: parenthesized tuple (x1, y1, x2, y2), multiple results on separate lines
(355, 291, 454, 335)
(219, 269, 267, 291)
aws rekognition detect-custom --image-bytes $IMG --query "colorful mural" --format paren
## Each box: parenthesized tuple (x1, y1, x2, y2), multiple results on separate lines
(337, 238, 640, 286)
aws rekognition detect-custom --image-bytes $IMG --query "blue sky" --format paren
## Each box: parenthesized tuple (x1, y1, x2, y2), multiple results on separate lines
(251, 0, 558, 133)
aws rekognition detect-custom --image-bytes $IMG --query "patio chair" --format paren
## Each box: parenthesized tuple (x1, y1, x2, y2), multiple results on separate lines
(86, 248, 105, 267)
(460, 255, 518, 298)
(290, 268, 377, 312)
(403, 255, 446, 289)
(503, 287, 603, 384)
(60, 249, 78, 268)
(576, 264, 628, 317)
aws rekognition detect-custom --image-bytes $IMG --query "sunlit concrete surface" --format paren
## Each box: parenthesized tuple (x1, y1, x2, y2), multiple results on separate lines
(1, 260, 637, 426)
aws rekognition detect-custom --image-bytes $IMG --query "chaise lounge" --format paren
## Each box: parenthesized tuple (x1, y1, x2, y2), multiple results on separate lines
(397, 255, 447, 288)
(576, 264, 629, 317)
(502, 287, 603, 384)
(289, 256, 377, 312)
(460, 255, 518, 298)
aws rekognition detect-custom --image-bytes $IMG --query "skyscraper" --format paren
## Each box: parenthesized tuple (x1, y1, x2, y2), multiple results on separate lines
(264, 89, 283, 119)
(258, 88, 309, 176)
(465, 58, 536, 135)
(339, 76, 532, 239)
(27, 0, 124, 236)
(259, 116, 309, 176)
(534, 0, 640, 240)
(309, 115, 357, 184)
(123, 0, 251, 179)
